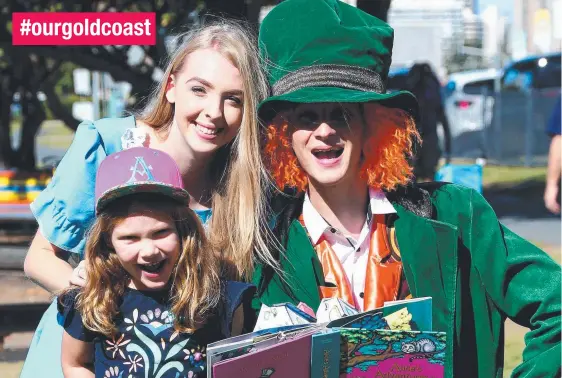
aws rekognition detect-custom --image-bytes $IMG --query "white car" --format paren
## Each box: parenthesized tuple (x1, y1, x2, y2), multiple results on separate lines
(444, 68, 500, 138)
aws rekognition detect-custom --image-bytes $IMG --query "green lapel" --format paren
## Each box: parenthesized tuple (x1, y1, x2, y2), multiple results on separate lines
(393, 204, 458, 377)
(255, 196, 458, 376)
(257, 219, 324, 310)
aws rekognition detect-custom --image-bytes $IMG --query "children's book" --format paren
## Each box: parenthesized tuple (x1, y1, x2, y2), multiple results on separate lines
(254, 302, 316, 331)
(339, 328, 447, 378)
(207, 297, 438, 377)
(339, 307, 419, 332)
(209, 326, 322, 377)
(383, 308, 415, 331)
(212, 327, 317, 378)
(316, 298, 359, 323)
(326, 307, 386, 329)
(383, 297, 433, 331)
(311, 329, 341, 378)
(326, 297, 431, 331)
(339, 310, 390, 331)
(297, 302, 316, 318)
(206, 324, 314, 377)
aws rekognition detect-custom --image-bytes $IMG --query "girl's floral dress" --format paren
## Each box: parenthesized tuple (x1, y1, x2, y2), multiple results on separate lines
(58, 282, 254, 378)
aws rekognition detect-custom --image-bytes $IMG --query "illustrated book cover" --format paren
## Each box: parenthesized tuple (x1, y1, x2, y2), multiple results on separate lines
(311, 329, 341, 378)
(383, 297, 433, 331)
(212, 328, 316, 378)
(339, 328, 446, 378)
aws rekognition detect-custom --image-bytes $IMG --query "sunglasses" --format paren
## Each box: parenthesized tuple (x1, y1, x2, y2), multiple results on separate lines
(290, 105, 358, 130)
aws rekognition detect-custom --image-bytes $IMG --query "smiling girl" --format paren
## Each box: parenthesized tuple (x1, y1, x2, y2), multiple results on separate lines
(58, 147, 254, 378)
(22, 21, 275, 377)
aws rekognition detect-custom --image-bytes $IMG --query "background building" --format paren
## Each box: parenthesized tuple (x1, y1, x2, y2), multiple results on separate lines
(463, 0, 480, 14)
(513, 0, 562, 57)
(388, 0, 464, 78)
(464, 8, 484, 47)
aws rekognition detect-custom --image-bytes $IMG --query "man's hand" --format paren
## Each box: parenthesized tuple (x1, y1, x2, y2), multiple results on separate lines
(545, 134, 561, 215)
(544, 183, 561, 214)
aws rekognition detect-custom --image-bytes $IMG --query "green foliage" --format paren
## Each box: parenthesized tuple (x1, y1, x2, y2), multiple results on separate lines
(380, 333, 402, 342)
(54, 62, 80, 96)
(42, 101, 54, 120)
(341, 329, 372, 345)
(445, 52, 488, 75)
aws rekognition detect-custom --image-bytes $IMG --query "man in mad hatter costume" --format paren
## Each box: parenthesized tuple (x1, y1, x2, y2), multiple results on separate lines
(252, 0, 561, 377)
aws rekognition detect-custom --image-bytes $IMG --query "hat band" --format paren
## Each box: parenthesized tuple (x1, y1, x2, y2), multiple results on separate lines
(272, 64, 386, 96)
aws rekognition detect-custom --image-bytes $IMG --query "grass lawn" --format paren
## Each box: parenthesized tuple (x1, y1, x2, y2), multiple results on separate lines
(443, 158, 547, 190)
(0, 362, 23, 378)
(11, 120, 75, 152)
(36, 120, 75, 150)
(503, 320, 527, 376)
(482, 164, 546, 189)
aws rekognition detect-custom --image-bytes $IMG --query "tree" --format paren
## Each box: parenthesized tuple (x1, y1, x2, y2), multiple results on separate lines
(0, 0, 265, 170)
(1, 0, 387, 170)
(340, 329, 446, 373)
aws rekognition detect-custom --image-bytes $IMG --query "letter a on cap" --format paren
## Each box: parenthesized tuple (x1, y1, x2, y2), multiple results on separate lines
(128, 156, 154, 183)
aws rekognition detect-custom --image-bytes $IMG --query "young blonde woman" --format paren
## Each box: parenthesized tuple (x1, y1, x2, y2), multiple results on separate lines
(21, 20, 275, 377)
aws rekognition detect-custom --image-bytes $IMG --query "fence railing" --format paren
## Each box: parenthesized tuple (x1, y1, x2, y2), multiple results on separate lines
(446, 88, 561, 166)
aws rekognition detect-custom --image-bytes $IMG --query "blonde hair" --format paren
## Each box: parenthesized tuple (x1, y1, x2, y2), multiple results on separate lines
(63, 194, 220, 337)
(138, 20, 278, 281)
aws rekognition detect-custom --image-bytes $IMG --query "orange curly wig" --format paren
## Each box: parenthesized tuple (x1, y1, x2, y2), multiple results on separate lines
(263, 103, 420, 192)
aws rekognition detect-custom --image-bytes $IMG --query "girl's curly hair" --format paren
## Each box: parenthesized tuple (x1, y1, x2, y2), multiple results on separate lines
(59, 194, 220, 337)
(263, 103, 420, 192)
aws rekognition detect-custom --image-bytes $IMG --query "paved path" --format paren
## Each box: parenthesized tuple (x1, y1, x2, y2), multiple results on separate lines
(485, 186, 561, 248)
(0, 245, 29, 270)
(0, 270, 49, 305)
(500, 216, 561, 247)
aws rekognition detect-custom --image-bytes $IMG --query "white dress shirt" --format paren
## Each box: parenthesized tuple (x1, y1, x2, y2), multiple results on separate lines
(302, 188, 396, 310)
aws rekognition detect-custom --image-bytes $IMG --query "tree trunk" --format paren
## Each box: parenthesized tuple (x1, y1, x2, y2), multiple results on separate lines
(42, 84, 80, 131)
(0, 67, 15, 168)
(16, 95, 45, 171)
(0, 93, 14, 169)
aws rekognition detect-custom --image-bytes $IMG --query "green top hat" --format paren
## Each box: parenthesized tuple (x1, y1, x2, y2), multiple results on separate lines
(257, 0, 419, 121)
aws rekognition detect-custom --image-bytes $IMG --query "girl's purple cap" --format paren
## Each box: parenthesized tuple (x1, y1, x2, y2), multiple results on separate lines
(95, 147, 190, 213)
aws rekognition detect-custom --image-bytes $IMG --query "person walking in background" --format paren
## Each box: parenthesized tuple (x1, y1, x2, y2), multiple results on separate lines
(406, 62, 452, 182)
(544, 95, 561, 214)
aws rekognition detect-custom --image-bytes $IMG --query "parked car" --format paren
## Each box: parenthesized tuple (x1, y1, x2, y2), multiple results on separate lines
(490, 52, 561, 164)
(388, 65, 490, 158)
(502, 52, 561, 92)
(388, 66, 496, 140)
(444, 68, 500, 139)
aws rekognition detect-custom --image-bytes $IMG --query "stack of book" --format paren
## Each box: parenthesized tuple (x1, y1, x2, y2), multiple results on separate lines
(207, 297, 446, 378)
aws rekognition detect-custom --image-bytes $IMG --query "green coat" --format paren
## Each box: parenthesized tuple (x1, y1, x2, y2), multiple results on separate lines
(252, 183, 561, 377)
